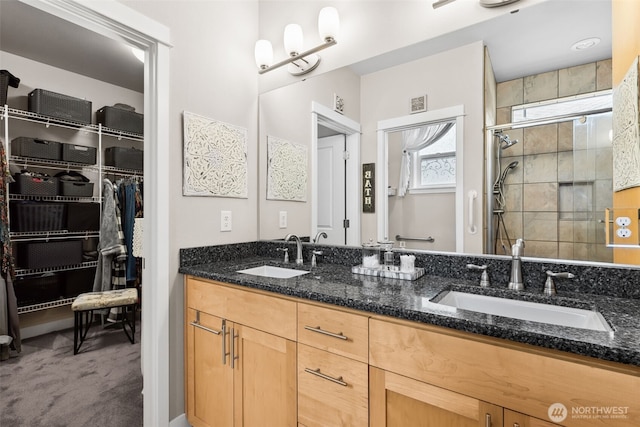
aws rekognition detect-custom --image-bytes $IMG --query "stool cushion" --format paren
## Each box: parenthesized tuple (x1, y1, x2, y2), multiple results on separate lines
(72, 288, 138, 311)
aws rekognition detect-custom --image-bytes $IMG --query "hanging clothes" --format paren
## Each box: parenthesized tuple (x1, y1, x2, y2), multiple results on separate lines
(0, 142, 19, 353)
(93, 179, 127, 293)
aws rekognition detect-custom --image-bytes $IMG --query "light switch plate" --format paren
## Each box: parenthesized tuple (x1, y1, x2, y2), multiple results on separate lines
(279, 211, 287, 229)
(221, 210, 232, 231)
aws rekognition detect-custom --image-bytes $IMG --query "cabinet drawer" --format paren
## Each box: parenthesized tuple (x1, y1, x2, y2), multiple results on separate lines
(298, 343, 368, 427)
(298, 302, 368, 363)
(186, 277, 296, 340)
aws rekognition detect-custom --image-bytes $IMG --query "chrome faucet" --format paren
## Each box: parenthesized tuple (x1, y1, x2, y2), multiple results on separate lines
(544, 270, 575, 296)
(311, 232, 328, 267)
(284, 233, 303, 265)
(508, 238, 525, 291)
(313, 231, 327, 244)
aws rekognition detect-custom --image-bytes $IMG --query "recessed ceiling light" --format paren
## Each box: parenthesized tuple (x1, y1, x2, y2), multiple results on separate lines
(570, 37, 601, 51)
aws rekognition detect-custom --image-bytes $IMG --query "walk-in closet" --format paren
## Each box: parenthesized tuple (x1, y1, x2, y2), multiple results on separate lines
(0, 1, 145, 425)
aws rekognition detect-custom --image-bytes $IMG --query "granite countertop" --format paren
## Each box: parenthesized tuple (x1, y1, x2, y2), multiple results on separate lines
(179, 256, 640, 367)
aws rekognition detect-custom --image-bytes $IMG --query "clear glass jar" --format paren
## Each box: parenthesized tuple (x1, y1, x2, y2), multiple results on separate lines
(378, 240, 394, 269)
(361, 241, 380, 269)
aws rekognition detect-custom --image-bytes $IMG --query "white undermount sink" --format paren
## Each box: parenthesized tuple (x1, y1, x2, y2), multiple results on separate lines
(433, 291, 612, 332)
(236, 265, 309, 279)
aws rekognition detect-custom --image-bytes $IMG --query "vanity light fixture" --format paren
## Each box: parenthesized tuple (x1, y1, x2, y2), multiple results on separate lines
(255, 6, 339, 76)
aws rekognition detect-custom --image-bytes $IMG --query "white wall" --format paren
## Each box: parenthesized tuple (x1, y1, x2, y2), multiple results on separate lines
(361, 41, 486, 253)
(119, 0, 259, 420)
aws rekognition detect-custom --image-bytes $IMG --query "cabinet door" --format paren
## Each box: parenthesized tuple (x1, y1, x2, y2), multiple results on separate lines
(233, 324, 297, 427)
(370, 367, 503, 427)
(186, 308, 233, 427)
(505, 410, 562, 427)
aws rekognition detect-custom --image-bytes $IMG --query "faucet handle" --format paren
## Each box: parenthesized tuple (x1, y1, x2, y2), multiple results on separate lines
(544, 270, 575, 295)
(467, 264, 490, 287)
(276, 247, 289, 263)
(311, 250, 323, 267)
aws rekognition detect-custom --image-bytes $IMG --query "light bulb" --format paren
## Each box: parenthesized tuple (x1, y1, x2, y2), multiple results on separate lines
(318, 7, 339, 42)
(254, 40, 273, 69)
(284, 24, 304, 56)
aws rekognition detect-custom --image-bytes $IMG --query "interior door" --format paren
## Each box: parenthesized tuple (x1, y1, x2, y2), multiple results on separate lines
(317, 134, 346, 245)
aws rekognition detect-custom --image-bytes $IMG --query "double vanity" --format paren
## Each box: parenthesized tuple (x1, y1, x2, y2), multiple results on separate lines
(179, 240, 640, 426)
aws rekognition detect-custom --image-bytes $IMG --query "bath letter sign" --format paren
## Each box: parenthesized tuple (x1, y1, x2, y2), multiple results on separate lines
(363, 163, 375, 213)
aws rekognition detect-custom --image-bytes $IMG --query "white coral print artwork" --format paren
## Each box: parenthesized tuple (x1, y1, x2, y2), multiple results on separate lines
(267, 136, 308, 201)
(612, 56, 640, 192)
(183, 111, 248, 198)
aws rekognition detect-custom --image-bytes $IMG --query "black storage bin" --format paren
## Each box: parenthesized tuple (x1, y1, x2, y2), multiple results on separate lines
(62, 268, 96, 298)
(11, 137, 62, 161)
(28, 88, 92, 125)
(0, 70, 20, 106)
(10, 201, 66, 232)
(105, 147, 143, 170)
(11, 174, 58, 197)
(14, 273, 62, 307)
(60, 181, 94, 197)
(66, 203, 100, 232)
(62, 144, 97, 164)
(97, 106, 143, 135)
(17, 240, 83, 269)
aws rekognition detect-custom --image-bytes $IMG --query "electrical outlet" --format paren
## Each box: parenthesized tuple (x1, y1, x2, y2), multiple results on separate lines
(221, 210, 232, 232)
(616, 216, 632, 227)
(616, 228, 632, 238)
(279, 211, 287, 229)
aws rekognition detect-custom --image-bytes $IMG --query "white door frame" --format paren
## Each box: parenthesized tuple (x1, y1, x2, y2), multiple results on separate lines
(376, 105, 465, 252)
(19, 1, 171, 426)
(311, 101, 361, 246)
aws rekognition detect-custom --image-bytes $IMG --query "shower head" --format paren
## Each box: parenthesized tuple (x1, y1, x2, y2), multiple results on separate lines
(495, 131, 519, 150)
(498, 161, 519, 184)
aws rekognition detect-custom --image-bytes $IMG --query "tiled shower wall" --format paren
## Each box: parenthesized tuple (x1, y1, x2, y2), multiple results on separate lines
(494, 59, 613, 262)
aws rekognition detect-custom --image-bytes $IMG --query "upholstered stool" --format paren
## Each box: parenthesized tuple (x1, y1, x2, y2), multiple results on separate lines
(71, 288, 138, 355)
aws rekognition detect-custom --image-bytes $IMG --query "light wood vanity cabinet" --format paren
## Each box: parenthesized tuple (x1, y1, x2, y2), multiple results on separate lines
(369, 317, 639, 427)
(185, 277, 297, 427)
(297, 303, 369, 427)
(185, 275, 639, 427)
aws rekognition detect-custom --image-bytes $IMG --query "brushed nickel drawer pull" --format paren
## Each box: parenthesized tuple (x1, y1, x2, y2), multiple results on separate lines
(304, 368, 348, 387)
(513, 423, 520, 427)
(485, 414, 492, 427)
(190, 311, 221, 335)
(304, 325, 348, 341)
(221, 319, 228, 365)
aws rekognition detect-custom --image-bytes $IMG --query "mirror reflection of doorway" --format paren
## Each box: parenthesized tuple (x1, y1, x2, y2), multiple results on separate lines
(312, 102, 361, 247)
(317, 132, 347, 245)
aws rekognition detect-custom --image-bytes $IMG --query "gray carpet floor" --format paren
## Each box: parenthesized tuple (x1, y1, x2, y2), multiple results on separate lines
(0, 320, 143, 427)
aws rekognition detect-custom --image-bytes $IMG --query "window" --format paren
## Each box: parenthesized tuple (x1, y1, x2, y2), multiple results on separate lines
(410, 122, 457, 191)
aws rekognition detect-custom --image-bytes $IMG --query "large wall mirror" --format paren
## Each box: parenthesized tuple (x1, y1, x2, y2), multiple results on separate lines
(258, 0, 625, 265)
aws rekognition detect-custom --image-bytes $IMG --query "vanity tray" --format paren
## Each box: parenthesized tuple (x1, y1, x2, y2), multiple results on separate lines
(351, 265, 425, 281)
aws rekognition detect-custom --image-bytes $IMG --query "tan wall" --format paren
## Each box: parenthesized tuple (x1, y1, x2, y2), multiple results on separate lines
(612, 0, 640, 265)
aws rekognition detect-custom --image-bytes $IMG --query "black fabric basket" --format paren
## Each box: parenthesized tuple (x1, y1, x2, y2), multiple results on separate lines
(14, 273, 62, 307)
(105, 147, 143, 170)
(0, 70, 20, 106)
(62, 268, 96, 298)
(60, 181, 94, 197)
(28, 89, 92, 125)
(10, 201, 66, 232)
(62, 144, 97, 164)
(11, 174, 59, 197)
(17, 240, 83, 269)
(66, 203, 101, 232)
(11, 137, 62, 161)
(97, 106, 143, 135)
